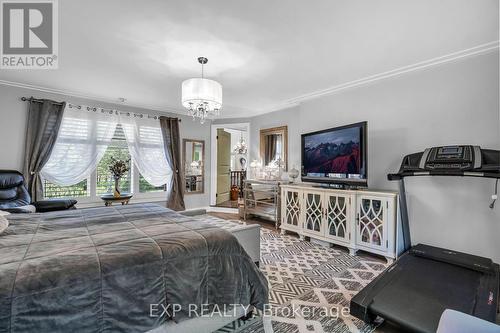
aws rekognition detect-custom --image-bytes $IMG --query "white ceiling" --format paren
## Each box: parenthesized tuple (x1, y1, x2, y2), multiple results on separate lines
(0, 0, 498, 118)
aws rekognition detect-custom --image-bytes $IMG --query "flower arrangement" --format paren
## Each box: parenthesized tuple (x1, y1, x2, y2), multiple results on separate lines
(109, 157, 130, 179)
(109, 157, 130, 197)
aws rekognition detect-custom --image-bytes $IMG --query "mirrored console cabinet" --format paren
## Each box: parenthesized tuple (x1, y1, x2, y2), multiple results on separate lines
(280, 184, 398, 263)
(243, 179, 285, 229)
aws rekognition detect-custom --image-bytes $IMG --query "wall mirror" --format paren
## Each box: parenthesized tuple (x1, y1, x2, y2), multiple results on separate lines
(183, 139, 205, 194)
(260, 126, 288, 170)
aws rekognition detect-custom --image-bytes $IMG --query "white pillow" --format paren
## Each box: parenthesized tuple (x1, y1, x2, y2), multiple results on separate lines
(0, 210, 10, 216)
(0, 215, 8, 234)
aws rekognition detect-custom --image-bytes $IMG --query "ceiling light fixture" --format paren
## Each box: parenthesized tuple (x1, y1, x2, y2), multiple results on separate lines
(233, 133, 247, 154)
(181, 57, 222, 124)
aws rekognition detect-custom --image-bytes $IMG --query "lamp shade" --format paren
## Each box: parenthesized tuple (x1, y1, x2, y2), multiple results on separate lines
(181, 78, 222, 110)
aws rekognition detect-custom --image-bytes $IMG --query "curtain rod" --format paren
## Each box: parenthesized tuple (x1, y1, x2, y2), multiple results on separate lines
(20, 96, 181, 122)
(20, 96, 64, 106)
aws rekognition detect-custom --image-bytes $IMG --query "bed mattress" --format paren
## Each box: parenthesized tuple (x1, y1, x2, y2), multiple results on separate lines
(188, 214, 261, 263)
(0, 203, 268, 333)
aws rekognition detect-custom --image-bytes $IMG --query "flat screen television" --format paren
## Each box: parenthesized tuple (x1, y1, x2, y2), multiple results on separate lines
(301, 121, 367, 186)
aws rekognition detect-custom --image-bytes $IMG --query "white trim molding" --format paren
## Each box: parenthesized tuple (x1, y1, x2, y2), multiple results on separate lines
(0, 79, 186, 115)
(260, 41, 500, 113)
(0, 41, 498, 118)
(206, 206, 239, 214)
(0, 79, 247, 119)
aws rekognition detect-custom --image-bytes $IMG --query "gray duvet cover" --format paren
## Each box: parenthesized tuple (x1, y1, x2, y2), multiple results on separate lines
(0, 204, 268, 333)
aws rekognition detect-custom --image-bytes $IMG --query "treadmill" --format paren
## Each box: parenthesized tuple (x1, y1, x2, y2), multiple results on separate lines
(350, 145, 500, 333)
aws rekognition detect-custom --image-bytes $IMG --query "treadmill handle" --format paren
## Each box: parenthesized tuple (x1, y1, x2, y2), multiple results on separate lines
(388, 173, 403, 180)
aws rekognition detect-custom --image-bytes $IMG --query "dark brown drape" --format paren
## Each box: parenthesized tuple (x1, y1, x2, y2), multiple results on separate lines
(23, 98, 66, 201)
(159, 116, 185, 211)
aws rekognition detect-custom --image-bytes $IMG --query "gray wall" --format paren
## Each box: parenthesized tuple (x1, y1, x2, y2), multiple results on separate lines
(248, 52, 500, 262)
(0, 85, 210, 210)
(1, 51, 499, 261)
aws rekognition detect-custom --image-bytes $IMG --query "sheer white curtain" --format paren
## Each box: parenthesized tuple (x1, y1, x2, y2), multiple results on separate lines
(41, 106, 118, 185)
(119, 114, 173, 187)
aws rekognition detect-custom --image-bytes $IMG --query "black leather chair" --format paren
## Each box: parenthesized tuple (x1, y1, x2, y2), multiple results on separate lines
(0, 170, 77, 213)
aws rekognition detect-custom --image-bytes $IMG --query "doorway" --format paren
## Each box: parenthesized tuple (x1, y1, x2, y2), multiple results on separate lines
(210, 123, 250, 207)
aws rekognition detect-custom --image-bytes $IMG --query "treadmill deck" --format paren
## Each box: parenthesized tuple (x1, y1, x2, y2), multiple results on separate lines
(351, 244, 499, 333)
(371, 255, 481, 333)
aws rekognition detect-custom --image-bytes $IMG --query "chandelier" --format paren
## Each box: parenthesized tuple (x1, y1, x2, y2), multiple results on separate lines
(181, 57, 222, 124)
(233, 133, 248, 154)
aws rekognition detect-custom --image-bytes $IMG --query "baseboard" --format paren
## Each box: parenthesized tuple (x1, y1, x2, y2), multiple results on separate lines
(206, 206, 239, 214)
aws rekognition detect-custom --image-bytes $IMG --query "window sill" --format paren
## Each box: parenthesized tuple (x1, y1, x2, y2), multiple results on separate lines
(75, 193, 166, 209)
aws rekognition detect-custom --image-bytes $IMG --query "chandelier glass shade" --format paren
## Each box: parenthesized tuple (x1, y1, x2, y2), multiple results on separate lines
(181, 57, 222, 124)
(233, 134, 248, 154)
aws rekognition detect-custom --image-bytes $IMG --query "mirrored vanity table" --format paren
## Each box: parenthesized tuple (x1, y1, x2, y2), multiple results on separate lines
(243, 125, 290, 228)
(243, 179, 287, 229)
(183, 139, 205, 194)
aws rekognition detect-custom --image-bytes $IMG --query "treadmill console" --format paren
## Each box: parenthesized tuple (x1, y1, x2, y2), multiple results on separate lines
(419, 145, 481, 171)
(389, 146, 499, 180)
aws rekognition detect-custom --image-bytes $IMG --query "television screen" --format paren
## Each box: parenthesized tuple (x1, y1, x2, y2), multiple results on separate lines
(301, 122, 367, 185)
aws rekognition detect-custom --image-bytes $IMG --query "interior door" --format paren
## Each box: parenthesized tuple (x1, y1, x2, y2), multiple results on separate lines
(216, 129, 231, 204)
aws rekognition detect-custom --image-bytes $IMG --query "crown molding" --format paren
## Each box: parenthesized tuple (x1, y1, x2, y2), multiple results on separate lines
(0, 79, 186, 115)
(260, 41, 500, 113)
(1, 41, 498, 118)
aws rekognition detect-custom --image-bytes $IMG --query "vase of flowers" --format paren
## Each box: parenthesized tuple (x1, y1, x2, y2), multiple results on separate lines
(109, 157, 130, 198)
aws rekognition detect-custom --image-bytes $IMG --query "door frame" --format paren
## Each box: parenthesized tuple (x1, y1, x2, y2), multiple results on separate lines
(210, 122, 250, 206)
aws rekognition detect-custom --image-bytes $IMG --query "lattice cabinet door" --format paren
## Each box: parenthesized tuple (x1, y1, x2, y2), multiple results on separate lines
(355, 195, 389, 251)
(281, 188, 302, 231)
(324, 193, 352, 245)
(303, 191, 324, 236)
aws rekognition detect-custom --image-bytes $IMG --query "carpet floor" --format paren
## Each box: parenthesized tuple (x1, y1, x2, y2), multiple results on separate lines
(208, 215, 389, 333)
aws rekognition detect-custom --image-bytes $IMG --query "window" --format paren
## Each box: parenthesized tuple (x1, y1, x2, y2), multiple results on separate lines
(44, 179, 88, 198)
(96, 125, 132, 195)
(140, 174, 166, 193)
(43, 124, 166, 200)
(41, 106, 171, 201)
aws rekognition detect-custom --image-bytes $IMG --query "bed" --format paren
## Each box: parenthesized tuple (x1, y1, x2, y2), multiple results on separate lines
(0, 203, 268, 332)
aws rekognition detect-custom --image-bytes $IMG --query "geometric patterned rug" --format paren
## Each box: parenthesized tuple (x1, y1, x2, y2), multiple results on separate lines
(215, 222, 389, 333)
